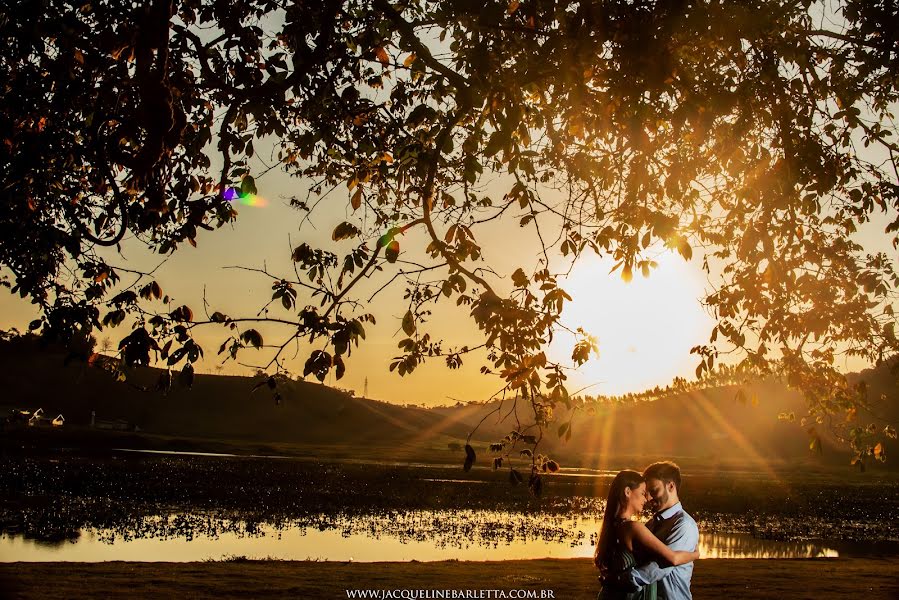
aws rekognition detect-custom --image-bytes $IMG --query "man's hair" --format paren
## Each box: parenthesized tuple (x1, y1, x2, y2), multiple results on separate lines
(643, 461, 682, 492)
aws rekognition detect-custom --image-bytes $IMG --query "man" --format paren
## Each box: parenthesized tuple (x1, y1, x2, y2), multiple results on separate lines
(625, 461, 700, 600)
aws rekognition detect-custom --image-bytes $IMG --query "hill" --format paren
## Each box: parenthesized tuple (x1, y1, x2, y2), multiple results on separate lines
(1, 336, 896, 470)
(0, 336, 471, 455)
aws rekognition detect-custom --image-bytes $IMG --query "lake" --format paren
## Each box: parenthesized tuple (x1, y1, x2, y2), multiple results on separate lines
(0, 512, 848, 562)
(3, 451, 898, 563)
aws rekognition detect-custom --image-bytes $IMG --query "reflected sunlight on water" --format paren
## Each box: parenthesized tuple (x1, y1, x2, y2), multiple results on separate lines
(0, 512, 841, 563)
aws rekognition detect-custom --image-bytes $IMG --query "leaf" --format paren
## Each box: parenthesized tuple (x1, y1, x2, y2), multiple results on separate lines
(678, 238, 693, 261)
(385, 240, 400, 263)
(179, 362, 194, 388)
(402, 310, 416, 336)
(558, 422, 569, 438)
(809, 434, 822, 455)
(332, 222, 361, 241)
(463, 444, 476, 472)
(508, 0, 520, 14)
(304, 349, 332, 382)
(873, 442, 885, 461)
(110, 45, 128, 60)
(374, 46, 390, 66)
(170, 305, 193, 322)
(167, 347, 186, 366)
(351, 188, 362, 211)
(484, 131, 504, 157)
(241, 329, 264, 349)
(403, 53, 416, 67)
(241, 175, 257, 196)
(511, 268, 529, 288)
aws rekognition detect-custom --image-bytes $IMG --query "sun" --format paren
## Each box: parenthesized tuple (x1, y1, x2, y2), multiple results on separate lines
(550, 250, 716, 397)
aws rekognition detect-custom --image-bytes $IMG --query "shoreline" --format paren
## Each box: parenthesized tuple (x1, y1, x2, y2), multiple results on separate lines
(2, 557, 897, 599)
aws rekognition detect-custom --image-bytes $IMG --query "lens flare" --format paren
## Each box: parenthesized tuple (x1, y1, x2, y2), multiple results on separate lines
(222, 187, 267, 207)
(239, 194, 267, 207)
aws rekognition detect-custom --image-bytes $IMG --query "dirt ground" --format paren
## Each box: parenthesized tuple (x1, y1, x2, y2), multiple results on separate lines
(1, 557, 897, 599)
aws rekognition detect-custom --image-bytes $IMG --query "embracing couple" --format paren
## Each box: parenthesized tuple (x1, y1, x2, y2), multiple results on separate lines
(594, 462, 700, 600)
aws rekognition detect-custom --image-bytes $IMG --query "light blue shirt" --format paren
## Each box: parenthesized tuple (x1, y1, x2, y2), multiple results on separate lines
(627, 502, 699, 600)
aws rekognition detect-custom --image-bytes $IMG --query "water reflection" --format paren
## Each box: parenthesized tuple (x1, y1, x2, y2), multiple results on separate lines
(5, 452, 899, 564)
(0, 510, 844, 563)
(697, 533, 836, 559)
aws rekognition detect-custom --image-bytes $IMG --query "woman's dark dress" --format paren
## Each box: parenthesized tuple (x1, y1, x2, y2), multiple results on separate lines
(597, 519, 658, 600)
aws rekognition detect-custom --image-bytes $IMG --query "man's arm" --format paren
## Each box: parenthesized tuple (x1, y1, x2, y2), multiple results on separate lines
(625, 517, 700, 588)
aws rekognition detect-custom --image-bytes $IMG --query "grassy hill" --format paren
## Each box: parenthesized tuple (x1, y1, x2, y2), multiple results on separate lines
(2, 336, 896, 470)
(0, 336, 472, 456)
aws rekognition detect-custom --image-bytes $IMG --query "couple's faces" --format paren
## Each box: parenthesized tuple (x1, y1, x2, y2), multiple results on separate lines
(627, 482, 648, 513)
(644, 478, 670, 511)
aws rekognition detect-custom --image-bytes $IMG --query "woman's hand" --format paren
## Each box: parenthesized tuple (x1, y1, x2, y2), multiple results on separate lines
(627, 522, 699, 566)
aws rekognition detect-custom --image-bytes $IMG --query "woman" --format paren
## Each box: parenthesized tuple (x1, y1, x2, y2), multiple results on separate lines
(594, 470, 699, 600)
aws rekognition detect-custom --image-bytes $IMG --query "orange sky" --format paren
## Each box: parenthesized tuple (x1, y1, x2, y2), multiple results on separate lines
(1, 140, 889, 408)
(0, 161, 721, 405)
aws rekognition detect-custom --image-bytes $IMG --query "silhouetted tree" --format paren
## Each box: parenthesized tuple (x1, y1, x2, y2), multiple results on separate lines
(2, 0, 898, 471)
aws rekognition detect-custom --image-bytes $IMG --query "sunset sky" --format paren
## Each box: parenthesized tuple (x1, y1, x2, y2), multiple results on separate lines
(0, 155, 719, 406)
(3, 2, 894, 408)
(2, 138, 884, 408)
(3, 34, 893, 408)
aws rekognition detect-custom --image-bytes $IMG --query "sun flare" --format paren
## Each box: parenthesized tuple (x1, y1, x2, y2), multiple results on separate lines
(551, 251, 716, 397)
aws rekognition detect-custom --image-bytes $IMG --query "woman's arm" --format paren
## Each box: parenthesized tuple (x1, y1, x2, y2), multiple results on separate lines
(628, 522, 699, 566)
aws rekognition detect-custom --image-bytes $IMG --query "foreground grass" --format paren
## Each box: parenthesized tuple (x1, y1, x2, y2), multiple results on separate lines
(1, 558, 897, 599)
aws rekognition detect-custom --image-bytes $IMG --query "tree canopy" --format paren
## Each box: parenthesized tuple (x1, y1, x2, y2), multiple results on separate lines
(2, 0, 899, 475)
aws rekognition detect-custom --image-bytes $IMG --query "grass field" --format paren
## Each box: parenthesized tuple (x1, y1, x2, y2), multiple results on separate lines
(1, 557, 898, 599)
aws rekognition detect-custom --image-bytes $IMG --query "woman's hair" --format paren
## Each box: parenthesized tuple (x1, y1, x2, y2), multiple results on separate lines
(594, 469, 645, 574)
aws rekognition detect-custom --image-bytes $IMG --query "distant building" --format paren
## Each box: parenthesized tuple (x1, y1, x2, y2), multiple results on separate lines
(27, 408, 44, 427)
(18, 408, 64, 428)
